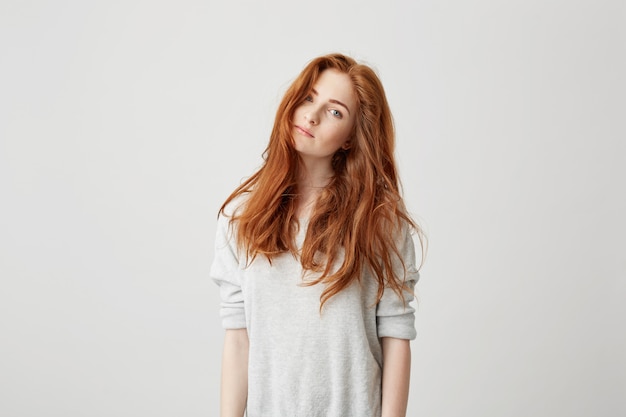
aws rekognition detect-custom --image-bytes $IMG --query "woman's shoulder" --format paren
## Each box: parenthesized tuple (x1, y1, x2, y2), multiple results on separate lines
(220, 192, 250, 219)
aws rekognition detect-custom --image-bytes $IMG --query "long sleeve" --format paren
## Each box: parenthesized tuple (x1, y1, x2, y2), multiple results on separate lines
(210, 214, 246, 329)
(376, 228, 420, 340)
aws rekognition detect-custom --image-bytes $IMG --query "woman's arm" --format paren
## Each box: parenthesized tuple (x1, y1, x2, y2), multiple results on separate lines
(381, 337, 411, 417)
(220, 328, 249, 417)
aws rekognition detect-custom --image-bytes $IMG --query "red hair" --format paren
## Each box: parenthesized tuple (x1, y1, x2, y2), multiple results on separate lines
(220, 53, 424, 309)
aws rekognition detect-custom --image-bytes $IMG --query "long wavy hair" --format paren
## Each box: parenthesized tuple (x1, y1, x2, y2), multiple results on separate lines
(220, 53, 424, 309)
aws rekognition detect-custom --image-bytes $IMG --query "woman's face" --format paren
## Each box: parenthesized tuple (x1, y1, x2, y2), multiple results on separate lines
(292, 69, 357, 165)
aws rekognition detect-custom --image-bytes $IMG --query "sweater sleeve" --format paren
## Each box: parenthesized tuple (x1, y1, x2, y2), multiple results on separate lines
(210, 213, 246, 329)
(376, 227, 420, 340)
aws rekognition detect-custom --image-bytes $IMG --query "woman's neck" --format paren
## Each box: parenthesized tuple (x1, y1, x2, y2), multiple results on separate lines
(296, 157, 334, 189)
(295, 159, 334, 218)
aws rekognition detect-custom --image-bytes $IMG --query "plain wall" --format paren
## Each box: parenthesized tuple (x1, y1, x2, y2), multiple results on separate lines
(1, 0, 624, 416)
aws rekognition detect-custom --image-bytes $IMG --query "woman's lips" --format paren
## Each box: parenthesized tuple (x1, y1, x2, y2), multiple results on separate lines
(295, 125, 315, 138)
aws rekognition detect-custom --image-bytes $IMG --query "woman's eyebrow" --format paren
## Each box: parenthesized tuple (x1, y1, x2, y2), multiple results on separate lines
(311, 88, 351, 115)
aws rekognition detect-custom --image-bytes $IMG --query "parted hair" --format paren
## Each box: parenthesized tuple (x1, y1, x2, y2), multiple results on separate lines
(220, 53, 424, 309)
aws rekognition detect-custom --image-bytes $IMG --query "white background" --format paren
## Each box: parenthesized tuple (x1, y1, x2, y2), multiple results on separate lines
(1, 0, 624, 416)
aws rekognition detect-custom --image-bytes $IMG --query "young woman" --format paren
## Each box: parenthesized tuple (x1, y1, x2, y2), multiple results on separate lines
(211, 53, 424, 417)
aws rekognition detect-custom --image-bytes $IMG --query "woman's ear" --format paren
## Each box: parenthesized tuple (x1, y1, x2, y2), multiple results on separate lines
(341, 141, 351, 150)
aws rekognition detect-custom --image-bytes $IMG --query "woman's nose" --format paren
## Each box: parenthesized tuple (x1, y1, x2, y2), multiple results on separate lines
(304, 110, 318, 125)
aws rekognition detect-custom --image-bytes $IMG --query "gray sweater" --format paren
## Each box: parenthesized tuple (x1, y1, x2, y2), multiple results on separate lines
(211, 209, 419, 417)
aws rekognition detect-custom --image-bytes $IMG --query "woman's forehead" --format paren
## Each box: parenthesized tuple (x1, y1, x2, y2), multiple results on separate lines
(311, 69, 356, 110)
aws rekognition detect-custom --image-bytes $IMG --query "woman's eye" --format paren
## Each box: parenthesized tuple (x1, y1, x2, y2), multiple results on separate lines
(330, 109, 342, 118)
(304, 95, 313, 102)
